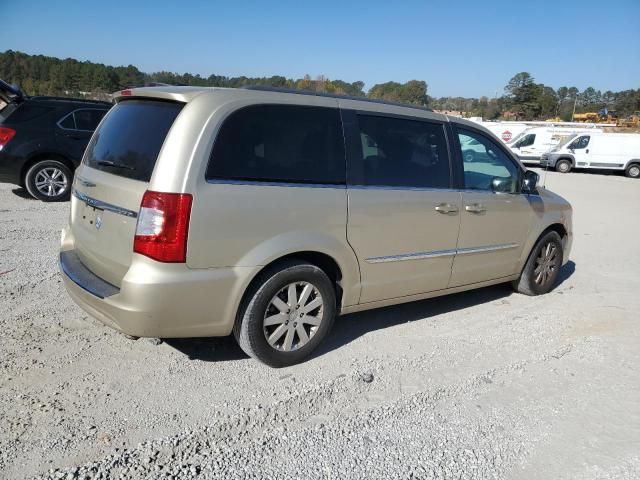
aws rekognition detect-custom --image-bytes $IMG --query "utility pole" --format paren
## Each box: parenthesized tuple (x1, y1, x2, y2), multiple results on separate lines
(571, 96, 578, 122)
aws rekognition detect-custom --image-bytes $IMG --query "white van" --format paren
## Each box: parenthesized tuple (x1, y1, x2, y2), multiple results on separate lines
(540, 132, 640, 178)
(509, 127, 602, 164)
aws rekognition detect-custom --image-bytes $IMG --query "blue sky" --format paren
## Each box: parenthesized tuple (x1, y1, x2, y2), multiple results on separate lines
(1, 0, 639, 97)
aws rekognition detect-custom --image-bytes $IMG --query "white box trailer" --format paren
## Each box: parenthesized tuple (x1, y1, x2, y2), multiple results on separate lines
(540, 132, 640, 178)
(509, 126, 603, 164)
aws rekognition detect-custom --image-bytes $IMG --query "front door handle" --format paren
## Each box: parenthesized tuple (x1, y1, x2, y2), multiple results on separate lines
(465, 203, 487, 214)
(435, 203, 459, 215)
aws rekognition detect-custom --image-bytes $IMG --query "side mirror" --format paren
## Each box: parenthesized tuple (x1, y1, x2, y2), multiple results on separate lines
(491, 176, 513, 193)
(522, 170, 539, 193)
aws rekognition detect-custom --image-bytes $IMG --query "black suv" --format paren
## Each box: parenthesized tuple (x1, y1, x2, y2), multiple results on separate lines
(0, 80, 111, 201)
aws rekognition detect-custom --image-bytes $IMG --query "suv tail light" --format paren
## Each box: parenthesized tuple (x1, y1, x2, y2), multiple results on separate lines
(134, 191, 193, 263)
(0, 127, 16, 150)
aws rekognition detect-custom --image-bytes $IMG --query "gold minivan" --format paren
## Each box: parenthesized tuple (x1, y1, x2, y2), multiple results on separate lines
(60, 86, 572, 367)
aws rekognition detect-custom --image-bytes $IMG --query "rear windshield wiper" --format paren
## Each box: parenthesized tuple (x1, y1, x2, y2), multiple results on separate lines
(97, 160, 135, 171)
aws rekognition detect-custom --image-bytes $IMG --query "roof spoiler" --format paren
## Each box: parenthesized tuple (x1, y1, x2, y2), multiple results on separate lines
(0, 79, 25, 104)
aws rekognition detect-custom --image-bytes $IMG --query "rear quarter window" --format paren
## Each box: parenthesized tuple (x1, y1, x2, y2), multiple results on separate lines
(84, 100, 183, 182)
(206, 104, 346, 185)
(74, 109, 108, 131)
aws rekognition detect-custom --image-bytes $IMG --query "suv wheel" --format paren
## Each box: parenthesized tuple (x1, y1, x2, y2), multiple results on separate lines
(555, 159, 572, 173)
(234, 260, 336, 367)
(625, 164, 640, 179)
(25, 160, 73, 202)
(513, 231, 564, 296)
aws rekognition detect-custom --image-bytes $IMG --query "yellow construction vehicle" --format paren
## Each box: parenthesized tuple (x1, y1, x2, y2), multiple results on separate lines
(573, 109, 618, 124)
(573, 112, 599, 122)
(617, 111, 640, 128)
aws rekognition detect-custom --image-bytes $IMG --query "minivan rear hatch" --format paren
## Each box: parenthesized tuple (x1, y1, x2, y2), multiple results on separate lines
(70, 99, 183, 286)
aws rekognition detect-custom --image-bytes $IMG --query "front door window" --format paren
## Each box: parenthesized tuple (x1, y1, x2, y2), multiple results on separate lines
(457, 129, 521, 193)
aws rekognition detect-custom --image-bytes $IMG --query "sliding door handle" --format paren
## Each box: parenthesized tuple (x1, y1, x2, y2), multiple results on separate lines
(465, 203, 486, 214)
(435, 203, 459, 215)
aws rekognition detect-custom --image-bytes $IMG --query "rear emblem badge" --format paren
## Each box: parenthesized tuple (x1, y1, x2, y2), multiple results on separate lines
(95, 213, 102, 230)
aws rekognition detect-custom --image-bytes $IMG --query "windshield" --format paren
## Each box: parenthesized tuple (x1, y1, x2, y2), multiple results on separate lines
(506, 131, 527, 145)
(550, 134, 578, 152)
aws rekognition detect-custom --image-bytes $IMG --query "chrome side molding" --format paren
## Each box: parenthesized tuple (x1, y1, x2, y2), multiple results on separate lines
(366, 248, 457, 263)
(456, 243, 519, 255)
(365, 243, 519, 264)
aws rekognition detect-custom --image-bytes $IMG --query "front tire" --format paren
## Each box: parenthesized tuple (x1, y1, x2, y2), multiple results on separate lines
(233, 260, 336, 367)
(555, 159, 572, 173)
(513, 231, 564, 296)
(625, 163, 640, 179)
(24, 160, 72, 202)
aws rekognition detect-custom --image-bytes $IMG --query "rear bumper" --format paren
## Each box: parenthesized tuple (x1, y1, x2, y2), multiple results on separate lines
(59, 249, 255, 338)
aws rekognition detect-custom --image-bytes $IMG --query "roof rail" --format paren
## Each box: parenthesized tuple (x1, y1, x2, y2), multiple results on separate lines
(28, 96, 112, 105)
(241, 85, 433, 112)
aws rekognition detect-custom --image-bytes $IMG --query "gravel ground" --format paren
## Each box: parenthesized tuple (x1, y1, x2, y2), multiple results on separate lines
(0, 170, 639, 479)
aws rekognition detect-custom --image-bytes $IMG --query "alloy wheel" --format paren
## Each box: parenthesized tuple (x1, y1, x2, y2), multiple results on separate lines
(534, 242, 558, 286)
(263, 281, 324, 352)
(34, 167, 68, 197)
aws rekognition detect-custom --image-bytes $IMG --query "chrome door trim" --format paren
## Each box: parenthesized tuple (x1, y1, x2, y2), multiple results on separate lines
(72, 188, 138, 218)
(348, 184, 461, 193)
(206, 179, 346, 189)
(456, 243, 519, 255)
(365, 248, 457, 264)
(364, 243, 519, 264)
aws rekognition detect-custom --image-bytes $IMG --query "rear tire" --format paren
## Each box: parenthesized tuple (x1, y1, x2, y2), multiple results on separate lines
(513, 231, 563, 296)
(24, 160, 73, 202)
(555, 159, 572, 173)
(233, 260, 336, 367)
(463, 150, 475, 163)
(625, 163, 640, 179)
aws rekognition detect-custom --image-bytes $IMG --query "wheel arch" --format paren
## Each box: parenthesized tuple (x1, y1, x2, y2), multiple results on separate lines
(541, 223, 568, 242)
(21, 152, 74, 186)
(238, 251, 347, 319)
(624, 159, 640, 168)
(518, 222, 569, 274)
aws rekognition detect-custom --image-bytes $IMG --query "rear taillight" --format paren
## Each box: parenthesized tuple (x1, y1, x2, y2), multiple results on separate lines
(0, 127, 16, 150)
(134, 191, 193, 263)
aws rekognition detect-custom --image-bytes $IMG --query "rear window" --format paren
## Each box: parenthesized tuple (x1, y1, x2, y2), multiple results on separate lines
(84, 100, 183, 182)
(3, 104, 53, 123)
(206, 104, 345, 185)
